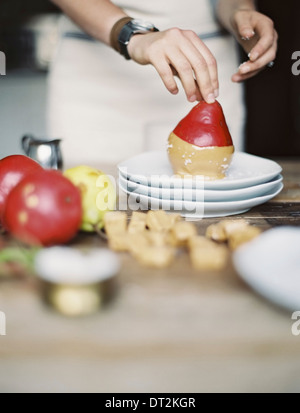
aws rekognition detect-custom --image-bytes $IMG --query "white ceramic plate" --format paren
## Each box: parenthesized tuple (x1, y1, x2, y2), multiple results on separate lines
(119, 173, 283, 202)
(119, 180, 283, 218)
(118, 151, 282, 190)
(233, 227, 300, 311)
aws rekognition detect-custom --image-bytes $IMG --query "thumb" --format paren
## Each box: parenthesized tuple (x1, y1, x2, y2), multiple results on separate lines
(234, 11, 255, 40)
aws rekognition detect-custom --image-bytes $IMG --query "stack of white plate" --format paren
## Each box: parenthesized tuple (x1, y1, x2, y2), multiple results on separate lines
(118, 151, 283, 218)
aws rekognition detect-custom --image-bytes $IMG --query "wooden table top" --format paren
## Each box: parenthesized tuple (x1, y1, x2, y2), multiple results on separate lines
(0, 159, 300, 393)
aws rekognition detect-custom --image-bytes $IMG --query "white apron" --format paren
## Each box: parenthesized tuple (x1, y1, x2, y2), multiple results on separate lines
(47, 0, 245, 166)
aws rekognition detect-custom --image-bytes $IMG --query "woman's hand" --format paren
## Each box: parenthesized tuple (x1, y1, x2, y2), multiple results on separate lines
(127, 28, 219, 103)
(230, 10, 278, 82)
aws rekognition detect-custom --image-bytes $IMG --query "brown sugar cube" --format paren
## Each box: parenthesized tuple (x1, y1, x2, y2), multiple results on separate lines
(188, 235, 217, 250)
(128, 211, 147, 234)
(220, 219, 249, 237)
(128, 232, 151, 256)
(146, 210, 180, 232)
(228, 226, 262, 250)
(190, 244, 229, 271)
(146, 210, 169, 232)
(130, 211, 147, 223)
(104, 211, 127, 238)
(144, 231, 169, 247)
(206, 219, 249, 243)
(168, 213, 182, 227)
(169, 221, 197, 247)
(128, 220, 146, 234)
(108, 233, 131, 252)
(206, 224, 227, 242)
(134, 246, 175, 269)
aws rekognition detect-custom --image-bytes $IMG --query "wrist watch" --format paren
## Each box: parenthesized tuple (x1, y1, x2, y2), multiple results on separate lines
(118, 19, 159, 60)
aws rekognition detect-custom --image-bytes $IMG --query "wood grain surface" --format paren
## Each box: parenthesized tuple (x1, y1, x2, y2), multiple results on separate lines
(0, 159, 299, 393)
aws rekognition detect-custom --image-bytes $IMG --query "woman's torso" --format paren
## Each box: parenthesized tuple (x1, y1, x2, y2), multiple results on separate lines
(60, 0, 221, 38)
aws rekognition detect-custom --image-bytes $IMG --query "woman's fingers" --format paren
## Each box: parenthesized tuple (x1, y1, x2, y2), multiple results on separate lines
(154, 56, 179, 95)
(183, 30, 219, 97)
(170, 65, 203, 101)
(166, 46, 201, 102)
(232, 34, 277, 82)
(232, 9, 256, 40)
(245, 39, 277, 72)
(232, 68, 260, 83)
(248, 17, 276, 62)
(164, 30, 217, 103)
(128, 28, 218, 103)
(231, 10, 278, 82)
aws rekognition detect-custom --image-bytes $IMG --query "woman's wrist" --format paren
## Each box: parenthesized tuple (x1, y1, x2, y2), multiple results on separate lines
(110, 16, 133, 52)
(111, 19, 159, 60)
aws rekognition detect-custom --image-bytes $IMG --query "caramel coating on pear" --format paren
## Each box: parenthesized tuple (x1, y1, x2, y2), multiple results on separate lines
(168, 133, 234, 180)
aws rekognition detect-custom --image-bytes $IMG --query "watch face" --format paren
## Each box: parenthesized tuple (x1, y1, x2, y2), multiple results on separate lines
(118, 19, 159, 60)
(131, 19, 156, 31)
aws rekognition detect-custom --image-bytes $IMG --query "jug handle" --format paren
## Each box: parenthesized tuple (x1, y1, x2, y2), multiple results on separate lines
(22, 135, 34, 155)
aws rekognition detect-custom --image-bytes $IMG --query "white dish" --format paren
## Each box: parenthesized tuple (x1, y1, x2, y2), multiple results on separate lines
(233, 227, 300, 311)
(119, 173, 283, 202)
(119, 180, 283, 218)
(118, 151, 282, 190)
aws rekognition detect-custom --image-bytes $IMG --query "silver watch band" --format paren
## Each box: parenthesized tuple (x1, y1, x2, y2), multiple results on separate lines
(118, 20, 159, 60)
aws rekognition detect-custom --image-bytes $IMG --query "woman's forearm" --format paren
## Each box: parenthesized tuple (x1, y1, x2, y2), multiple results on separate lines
(51, 0, 127, 45)
(216, 0, 256, 33)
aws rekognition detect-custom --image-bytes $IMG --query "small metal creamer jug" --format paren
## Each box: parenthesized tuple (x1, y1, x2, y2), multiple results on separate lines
(22, 135, 63, 170)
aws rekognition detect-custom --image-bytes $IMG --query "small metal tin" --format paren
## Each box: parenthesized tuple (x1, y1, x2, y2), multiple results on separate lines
(22, 134, 63, 170)
(34, 247, 120, 317)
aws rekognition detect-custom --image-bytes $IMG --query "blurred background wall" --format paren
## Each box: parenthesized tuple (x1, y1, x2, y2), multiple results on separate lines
(0, 0, 59, 70)
(243, 0, 300, 157)
(0, 0, 60, 158)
